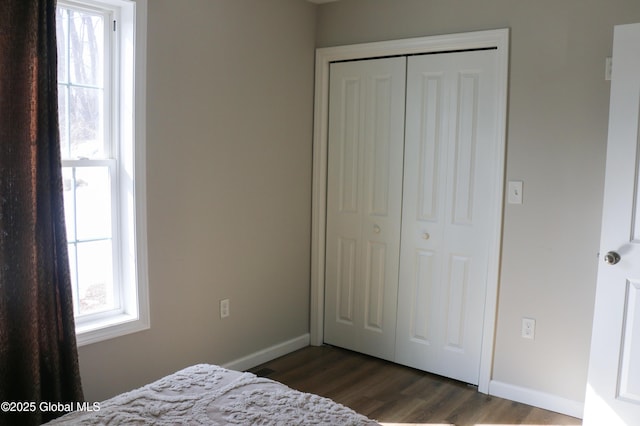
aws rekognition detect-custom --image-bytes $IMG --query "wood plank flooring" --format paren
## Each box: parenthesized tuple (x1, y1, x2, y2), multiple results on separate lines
(248, 345, 582, 426)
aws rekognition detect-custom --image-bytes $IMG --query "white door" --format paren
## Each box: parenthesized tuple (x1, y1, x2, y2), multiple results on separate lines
(395, 50, 499, 385)
(324, 57, 406, 361)
(584, 23, 640, 426)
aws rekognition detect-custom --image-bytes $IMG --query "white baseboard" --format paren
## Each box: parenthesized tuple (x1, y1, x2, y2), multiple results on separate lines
(489, 380, 584, 419)
(222, 334, 310, 372)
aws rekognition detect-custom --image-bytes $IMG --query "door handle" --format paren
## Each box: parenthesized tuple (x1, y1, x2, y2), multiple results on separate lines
(604, 251, 621, 265)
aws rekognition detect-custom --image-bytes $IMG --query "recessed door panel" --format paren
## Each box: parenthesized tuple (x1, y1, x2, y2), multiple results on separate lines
(338, 79, 361, 214)
(369, 76, 394, 217)
(418, 73, 444, 222)
(324, 57, 406, 362)
(445, 254, 470, 351)
(336, 237, 357, 324)
(631, 103, 640, 243)
(365, 241, 386, 331)
(619, 280, 640, 403)
(410, 250, 437, 343)
(452, 72, 479, 226)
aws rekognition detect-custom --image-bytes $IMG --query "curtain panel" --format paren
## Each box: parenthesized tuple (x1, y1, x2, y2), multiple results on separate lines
(0, 0, 84, 424)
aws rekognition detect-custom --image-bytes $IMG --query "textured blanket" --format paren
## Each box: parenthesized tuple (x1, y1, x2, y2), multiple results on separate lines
(45, 364, 379, 425)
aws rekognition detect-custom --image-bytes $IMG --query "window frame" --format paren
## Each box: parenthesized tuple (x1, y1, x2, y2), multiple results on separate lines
(57, 0, 149, 346)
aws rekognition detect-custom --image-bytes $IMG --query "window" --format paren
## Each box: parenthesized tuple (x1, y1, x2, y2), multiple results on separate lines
(56, 0, 149, 345)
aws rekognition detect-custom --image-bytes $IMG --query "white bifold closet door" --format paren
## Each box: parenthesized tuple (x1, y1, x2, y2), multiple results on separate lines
(395, 50, 499, 385)
(324, 57, 406, 361)
(324, 50, 499, 385)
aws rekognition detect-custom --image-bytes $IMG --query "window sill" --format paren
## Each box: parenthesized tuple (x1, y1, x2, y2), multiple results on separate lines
(76, 313, 149, 346)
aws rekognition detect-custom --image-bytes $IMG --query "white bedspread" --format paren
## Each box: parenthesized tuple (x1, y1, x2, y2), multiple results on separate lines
(45, 364, 380, 425)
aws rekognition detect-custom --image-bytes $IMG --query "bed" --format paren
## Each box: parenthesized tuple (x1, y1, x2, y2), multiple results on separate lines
(44, 364, 380, 425)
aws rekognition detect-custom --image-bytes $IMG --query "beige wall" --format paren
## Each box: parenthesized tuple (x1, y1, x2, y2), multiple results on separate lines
(316, 0, 640, 403)
(75, 0, 640, 408)
(78, 0, 316, 401)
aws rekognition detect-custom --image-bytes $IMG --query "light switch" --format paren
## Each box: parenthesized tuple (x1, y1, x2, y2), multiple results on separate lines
(508, 181, 523, 204)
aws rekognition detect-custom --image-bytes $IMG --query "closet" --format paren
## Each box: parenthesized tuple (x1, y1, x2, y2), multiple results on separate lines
(324, 48, 500, 385)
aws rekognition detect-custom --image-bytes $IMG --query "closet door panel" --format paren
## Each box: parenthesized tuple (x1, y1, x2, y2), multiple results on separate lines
(396, 50, 499, 385)
(324, 57, 406, 361)
(396, 59, 449, 374)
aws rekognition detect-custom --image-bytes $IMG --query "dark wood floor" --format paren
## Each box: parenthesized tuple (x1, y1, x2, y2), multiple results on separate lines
(248, 345, 582, 426)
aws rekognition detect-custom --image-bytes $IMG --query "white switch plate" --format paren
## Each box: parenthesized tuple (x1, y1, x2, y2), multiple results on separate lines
(220, 298, 230, 318)
(508, 181, 523, 204)
(522, 318, 535, 340)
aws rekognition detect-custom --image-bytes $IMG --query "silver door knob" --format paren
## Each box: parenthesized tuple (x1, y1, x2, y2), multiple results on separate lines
(604, 251, 621, 265)
(373, 225, 381, 234)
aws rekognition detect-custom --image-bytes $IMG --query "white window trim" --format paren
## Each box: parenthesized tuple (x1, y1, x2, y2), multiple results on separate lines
(60, 0, 150, 346)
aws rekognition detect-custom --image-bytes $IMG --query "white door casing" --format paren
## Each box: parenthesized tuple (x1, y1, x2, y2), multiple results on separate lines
(395, 50, 499, 385)
(584, 23, 640, 426)
(324, 57, 406, 361)
(310, 29, 509, 393)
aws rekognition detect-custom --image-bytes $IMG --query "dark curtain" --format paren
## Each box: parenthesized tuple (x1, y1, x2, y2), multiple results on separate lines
(0, 0, 84, 424)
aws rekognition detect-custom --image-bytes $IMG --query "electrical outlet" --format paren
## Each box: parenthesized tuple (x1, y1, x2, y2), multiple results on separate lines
(522, 318, 535, 339)
(220, 299, 230, 319)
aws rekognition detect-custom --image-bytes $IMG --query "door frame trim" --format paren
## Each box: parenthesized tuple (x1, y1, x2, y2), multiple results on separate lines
(310, 28, 510, 394)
